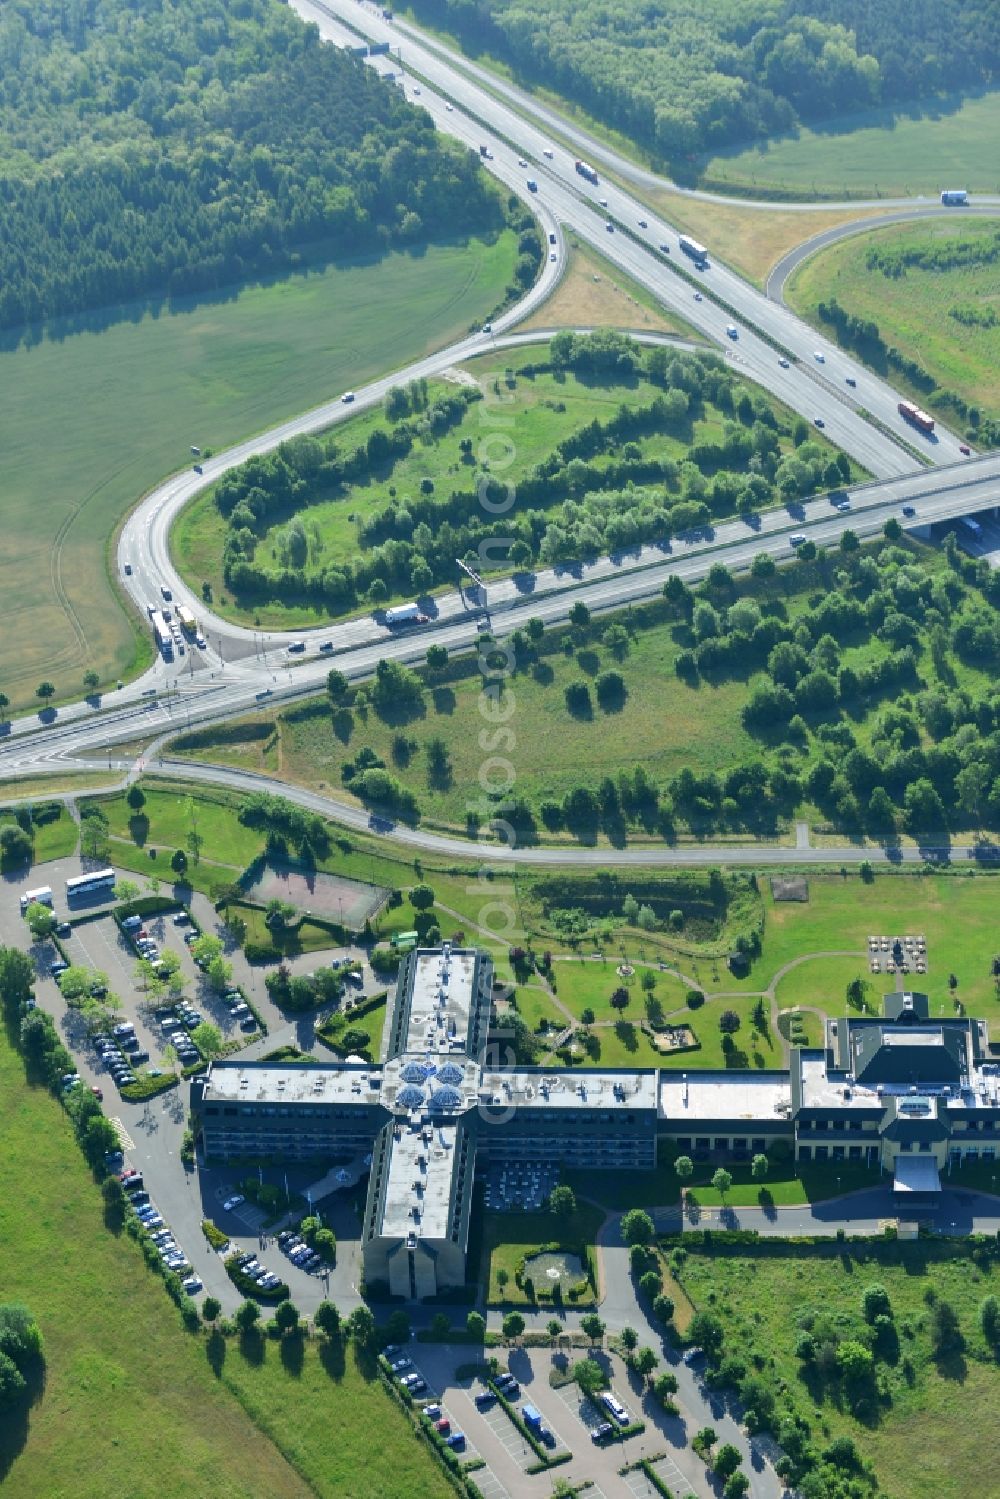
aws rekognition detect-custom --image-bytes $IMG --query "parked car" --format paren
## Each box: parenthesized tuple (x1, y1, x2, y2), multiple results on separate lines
(223, 1194, 245, 1211)
(475, 1391, 495, 1410)
(182, 1276, 203, 1294)
(590, 1422, 614, 1443)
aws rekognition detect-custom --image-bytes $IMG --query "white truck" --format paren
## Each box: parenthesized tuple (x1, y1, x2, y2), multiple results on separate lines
(384, 602, 428, 627)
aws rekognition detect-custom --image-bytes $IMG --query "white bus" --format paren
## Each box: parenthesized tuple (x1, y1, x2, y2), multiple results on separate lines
(66, 868, 116, 902)
(20, 885, 53, 912)
(679, 234, 709, 265)
(150, 609, 173, 657)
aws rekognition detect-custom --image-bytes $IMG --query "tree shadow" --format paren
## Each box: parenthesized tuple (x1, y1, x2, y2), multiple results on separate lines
(206, 1327, 227, 1378)
(319, 1333, 346, 1382)
(0, 1353, 45, 1483)
(331, 708, 354, 743)
(432, 687, 456, 715)
(129, 814, 149, 847)
(238, 1327, 266, 1366)
(279, 1329, 305, 1377)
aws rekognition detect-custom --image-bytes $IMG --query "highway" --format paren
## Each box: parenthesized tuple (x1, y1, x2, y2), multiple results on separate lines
(3, 0, 999, 875)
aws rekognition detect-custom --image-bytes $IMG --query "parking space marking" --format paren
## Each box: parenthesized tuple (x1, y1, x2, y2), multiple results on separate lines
(650, 1454, 696, 1497)
(112, 1118, 135, 1151)
(478, 1399, 536, 1471)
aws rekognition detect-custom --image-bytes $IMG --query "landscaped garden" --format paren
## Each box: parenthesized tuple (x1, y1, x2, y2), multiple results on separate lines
(482, 1191, 604, 1308)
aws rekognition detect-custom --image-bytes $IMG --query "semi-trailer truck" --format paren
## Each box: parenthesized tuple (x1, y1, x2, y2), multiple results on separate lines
(941, 190, 969, 206)
(897, 400, 935, 434)
(574, 159, 598, 184)
(679, 235, 709, 266)
(384, 602, 428, 626)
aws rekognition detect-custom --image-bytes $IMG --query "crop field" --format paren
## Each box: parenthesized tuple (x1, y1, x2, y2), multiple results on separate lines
(701, 89, 1000, 200)
(675, 1238, 1000, 1499)
(0, 231, 516, 715)
(787, 216, 1000, 412)
(171, 337, 855, 627)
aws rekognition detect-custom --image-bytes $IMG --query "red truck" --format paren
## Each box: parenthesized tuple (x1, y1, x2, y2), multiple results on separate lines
(898, 400, 935, 434)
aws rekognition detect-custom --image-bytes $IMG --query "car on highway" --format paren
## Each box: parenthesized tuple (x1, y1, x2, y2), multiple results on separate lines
(412, 86, 420, 95)
(444, 102, 452, 110)
(789, 533, 806, 547)
(195, 634, 207, 649)
(637, 218, 647, 228)
(193, 463, 203, 474)
(814, 417, 825, 427)
(813, 351, 825, 362)
(605, 221, 614, 232)
(318, 641, 333, 652)
(287, 640, 305, 653)
(902, 504, 916, 516)
(960, 444, 971, 455)
(542, 147, 553, 158)
(482, 322, 492, 333)
(517, 158, 527, 167)
(659, 242, 670, 253)
(778, 357, 789, 368)
(341, 391, 355, 403)
(846, 376, 857, 387)
(124, 563, 132, 575)
(726, 324, 738, 339)
(223, 1194, 245, 1211)
(161, 585, 172, 600)
(693, 291, 702, 301)
(550, 250, 557, 260)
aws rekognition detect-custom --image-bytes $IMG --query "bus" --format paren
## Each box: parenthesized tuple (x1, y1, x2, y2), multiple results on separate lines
(20, 885, 53, 913)
(150, 608, 173, 657)
(176, 603, 197, 635)
(679, 235, 708, 266)
(66, 868, 116, 902)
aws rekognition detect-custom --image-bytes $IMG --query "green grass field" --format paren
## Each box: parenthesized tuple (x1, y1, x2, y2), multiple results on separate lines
(171, 339, 855, 627)
(0, 231, 516, 715)
(0, 1032, 313, 1498)
(786, 217, 1000, 413)
(701, 89, 1000, 199)
(676, 1238, 1000, 1499)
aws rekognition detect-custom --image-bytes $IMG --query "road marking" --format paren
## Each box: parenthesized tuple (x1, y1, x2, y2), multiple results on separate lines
(112, 1117, 135, 1151)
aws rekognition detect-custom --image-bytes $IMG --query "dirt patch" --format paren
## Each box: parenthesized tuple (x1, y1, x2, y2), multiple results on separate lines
(771, 876, 809, 902)
(244, 860, 386, 927)
(519, 239, 683, 335)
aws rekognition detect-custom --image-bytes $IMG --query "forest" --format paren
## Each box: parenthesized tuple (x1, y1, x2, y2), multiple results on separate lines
(0, 0, 504, 334)
(210, 331, 851, 615)
(408, 0, 1000, 166)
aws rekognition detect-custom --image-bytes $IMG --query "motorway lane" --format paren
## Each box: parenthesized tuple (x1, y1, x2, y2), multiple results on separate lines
(5, 444, 1000, 766)
(296, 0, 972, 468)
(385, 13, 1000, 219)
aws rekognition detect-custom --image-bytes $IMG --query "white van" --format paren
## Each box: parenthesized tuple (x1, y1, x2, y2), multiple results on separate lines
(600, 1392, 628, 1425)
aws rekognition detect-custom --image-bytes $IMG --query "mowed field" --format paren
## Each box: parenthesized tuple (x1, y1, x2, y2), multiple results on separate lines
(787, 216, 1000, 413)
(677, 1240, 1000, 1499)
(0, 1028, 455, 1498)
(0, 232, 516, 715)
(700, 89, 1000, 199)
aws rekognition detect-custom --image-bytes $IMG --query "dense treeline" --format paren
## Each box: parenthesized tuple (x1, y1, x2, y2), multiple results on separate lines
(0, 0, 504, 333)
(408, 0, 1000, 166)
(212, 331, 849, 614)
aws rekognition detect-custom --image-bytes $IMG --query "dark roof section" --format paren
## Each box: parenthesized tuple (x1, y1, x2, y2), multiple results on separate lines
(852, 1025, 965, 1087)
(883, 990, 930, 1023)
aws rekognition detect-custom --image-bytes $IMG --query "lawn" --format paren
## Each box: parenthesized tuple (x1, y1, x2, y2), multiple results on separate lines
(683, 1157, 881, 1208)
(0, 806, 78, 865)
(674, 1237, 1000, 1499)
(727, 873, 1000, 1018)
(483, 1199, 605, 1306)
(0, 1032, 314, 1499)
(0, 230, 516, 715)
(238, 904, 351, 958)
(171, 336, 854, 628)
(217, 1335, 454, 1499)
(787, 216, 1000, 414)
(700, 89, 1000, 200)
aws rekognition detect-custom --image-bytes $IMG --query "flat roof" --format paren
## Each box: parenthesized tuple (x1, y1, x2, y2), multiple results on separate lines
(404, 948, 479, 1056)
(378, 1118, 458, 1241)
(479, 1069, 658, 1111)
(659, 1071, 792, 1123)
(201, 1062, 381, 1106)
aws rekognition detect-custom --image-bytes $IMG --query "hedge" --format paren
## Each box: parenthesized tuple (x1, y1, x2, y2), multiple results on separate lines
(121, 1071, 179, 1102)
(115, 895, 182, 923)
(224, 1253, 289, 1302)
(244, 939, 282, 964)
(202, 1219, 230, 1251)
